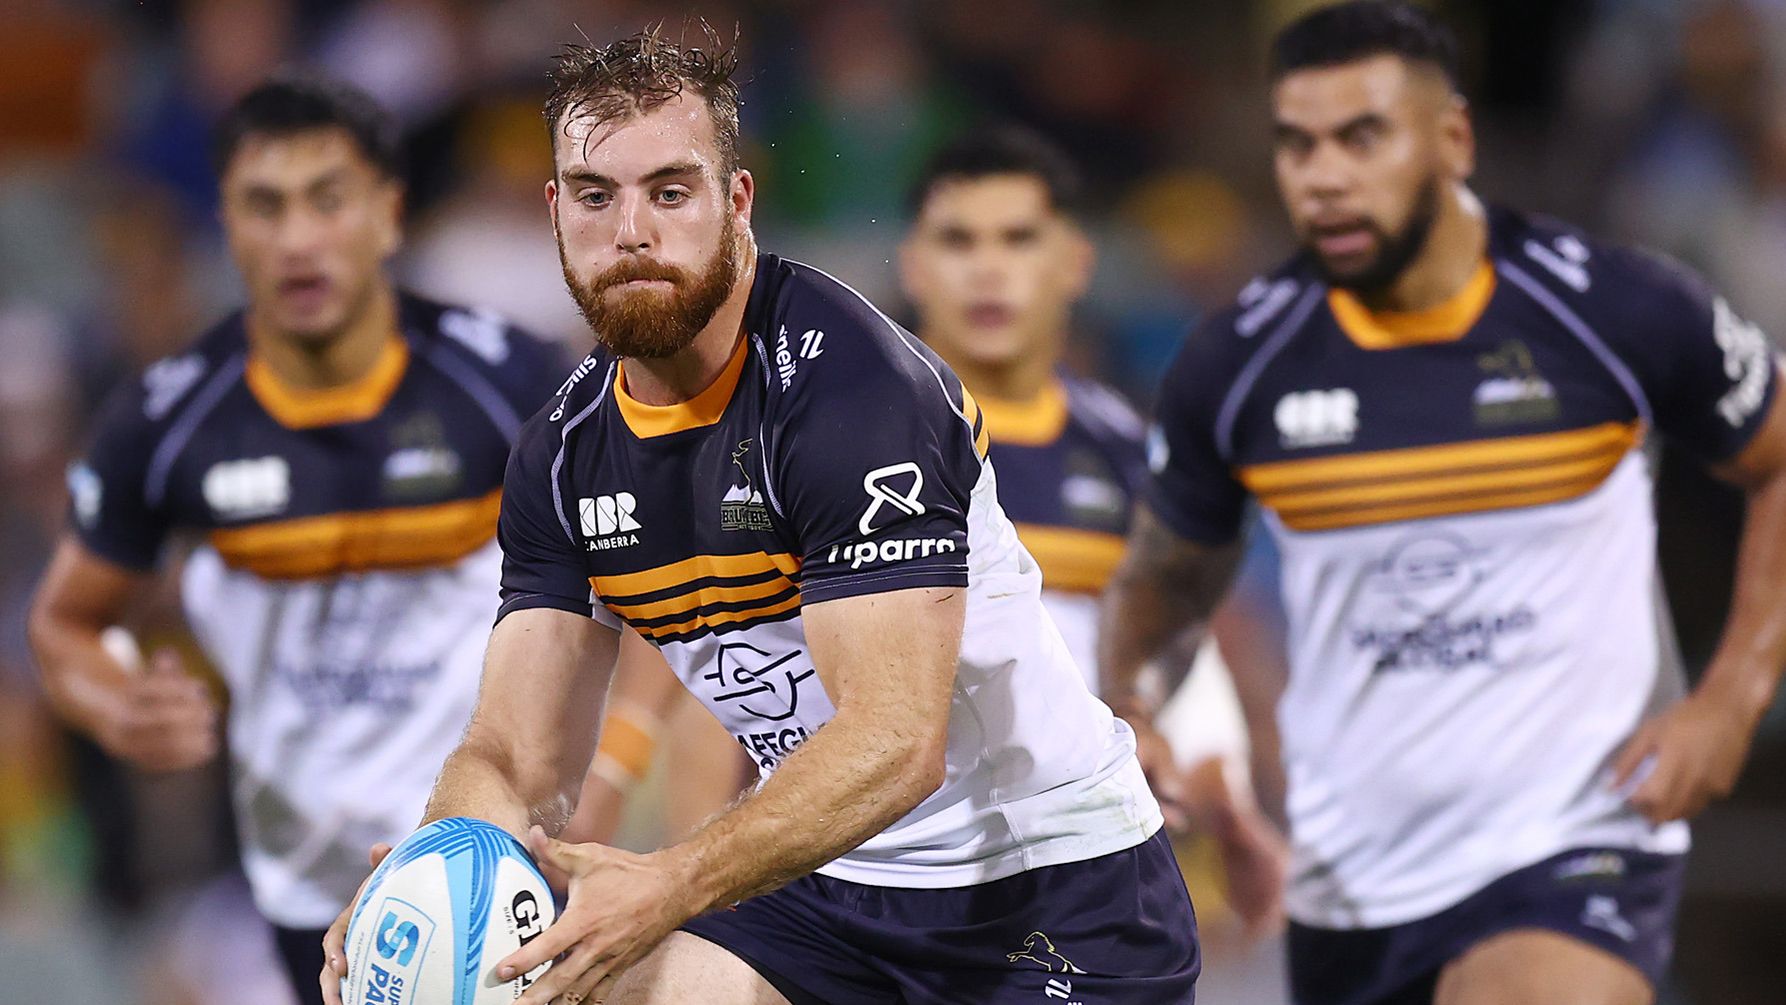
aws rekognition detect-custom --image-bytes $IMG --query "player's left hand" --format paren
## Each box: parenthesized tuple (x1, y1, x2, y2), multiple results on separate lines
(1611, 688, 1758, 824)
(502, 826, 693, 1005)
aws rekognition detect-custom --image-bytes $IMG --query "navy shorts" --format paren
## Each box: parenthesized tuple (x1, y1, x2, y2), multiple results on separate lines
(681, 829, 1199, 1004)
(1288, 847, 1685, 1005)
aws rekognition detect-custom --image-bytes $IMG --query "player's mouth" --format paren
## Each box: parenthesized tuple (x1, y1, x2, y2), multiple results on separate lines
(965, 303, 1016, 329)
(1309, 220, 1379, 260)
(276, 274, 334, 311)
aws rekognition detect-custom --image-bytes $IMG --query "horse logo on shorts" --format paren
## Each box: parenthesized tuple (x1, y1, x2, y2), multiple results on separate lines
(1006, 931, 1086, 974)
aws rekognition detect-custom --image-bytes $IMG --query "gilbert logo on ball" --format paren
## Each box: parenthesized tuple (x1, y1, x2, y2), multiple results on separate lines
(342, 817, 555, 1004)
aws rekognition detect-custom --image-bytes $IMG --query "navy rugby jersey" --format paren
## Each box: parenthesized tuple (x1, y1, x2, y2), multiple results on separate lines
(70, 293, 562, 928)
(1147, 206, 1778, 928)
(499, 253, 1161, 887)
(977, 377, 1147, 687)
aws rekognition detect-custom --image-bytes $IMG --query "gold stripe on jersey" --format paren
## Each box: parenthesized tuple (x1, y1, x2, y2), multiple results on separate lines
(604, 573, 796, 622)
(1240, 421, 1640, 532)
(245, 336, 410, 429)
(1015, 523, 1128, 594)
(208, 488, 501, 578)
(1328, 261, 1496, 350)
(627, 593, 804, 642)
(961, 387, 991, 458)
(592, 551, 802, 599)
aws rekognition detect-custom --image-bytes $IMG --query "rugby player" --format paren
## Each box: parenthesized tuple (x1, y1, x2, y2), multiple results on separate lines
(322, 29, 1198, 1005)
(27, 75, 564, 1004)
(899, 125, 1287, 936)
(1100, 4, 1786, 1004)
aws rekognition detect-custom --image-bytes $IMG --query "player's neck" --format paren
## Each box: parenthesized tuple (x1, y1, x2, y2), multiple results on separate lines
(619, 252, 759, 406)
(247, 281, 398, 390)
(1361, 185, 1487, 314)
(930, 335, 1060, 403)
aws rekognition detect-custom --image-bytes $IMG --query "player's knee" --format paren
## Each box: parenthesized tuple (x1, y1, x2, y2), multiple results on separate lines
(608, 933, 789, 1005)
(1435, 930, 1653, 1005)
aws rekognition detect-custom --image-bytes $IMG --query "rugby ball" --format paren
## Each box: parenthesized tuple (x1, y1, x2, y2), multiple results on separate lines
(342, 817, 555, 1004)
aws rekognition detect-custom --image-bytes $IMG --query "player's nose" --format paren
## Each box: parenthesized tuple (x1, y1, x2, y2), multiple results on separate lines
(613, 192, 656, 253)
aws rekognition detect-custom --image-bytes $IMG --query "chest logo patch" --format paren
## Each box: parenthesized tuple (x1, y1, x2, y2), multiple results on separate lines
(1274, 388, 1358, 449)
(580, 493, 641, 549)
(202, 456, 290, 520)
(1474, 341, 1559, 427)
(722, 440, 774, 532)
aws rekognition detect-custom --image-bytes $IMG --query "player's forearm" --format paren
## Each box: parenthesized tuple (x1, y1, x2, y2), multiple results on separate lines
(421, 734, 575, 839)
(25, 604, 133, 737)
(655, 708, 944, 916)
(1099, 511, 1242, 716)
(1699, 470, 1786, 727)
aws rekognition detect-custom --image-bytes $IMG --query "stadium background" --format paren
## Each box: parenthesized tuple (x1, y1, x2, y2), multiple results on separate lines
(0, 0, 1782, 1001)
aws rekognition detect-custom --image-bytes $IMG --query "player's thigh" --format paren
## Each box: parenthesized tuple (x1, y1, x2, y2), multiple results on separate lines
(608, 932, 792, 1005)
(1433, 928, 1652, 1005)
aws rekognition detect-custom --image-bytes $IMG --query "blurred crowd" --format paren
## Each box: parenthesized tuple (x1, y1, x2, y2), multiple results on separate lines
(4, 0, 1786, 1002)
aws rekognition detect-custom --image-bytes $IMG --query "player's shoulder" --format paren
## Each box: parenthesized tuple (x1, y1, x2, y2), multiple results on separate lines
(400, 291, 563, 382)
(1162, 254, 1324, 397)
(1062, 374, 1146, 449)
(756, 254, 960, 411)
(105, 310, 250, 437)
(1490, 205, 1713, 317)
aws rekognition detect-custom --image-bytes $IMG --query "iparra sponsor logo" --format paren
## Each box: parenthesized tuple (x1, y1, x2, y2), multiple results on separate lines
(859, 461, 926, 534)
(580, 493, 641, 549)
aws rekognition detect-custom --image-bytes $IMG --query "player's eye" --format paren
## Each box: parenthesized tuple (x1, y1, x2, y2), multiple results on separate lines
(657, 188, 689, 206)
(1274, 130, 1315, 158)
(1341, 121, 1386, 153)
(579, 190, 611, 208)
(938, 229, 973, 250)
(313, 189, 344, 213)
(1005, 227, 1040, 247)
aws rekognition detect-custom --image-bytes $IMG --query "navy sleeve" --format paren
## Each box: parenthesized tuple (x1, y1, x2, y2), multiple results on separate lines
(495, 415, 614, 627)
(70, 383, 172, 570)
(769, 302, 977, 605)
(1145, 317, 1251, 545)
(1604, 250, 1778, 462)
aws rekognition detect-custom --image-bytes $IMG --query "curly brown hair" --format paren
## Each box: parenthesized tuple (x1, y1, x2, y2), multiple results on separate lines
(544, 23, 744, 174)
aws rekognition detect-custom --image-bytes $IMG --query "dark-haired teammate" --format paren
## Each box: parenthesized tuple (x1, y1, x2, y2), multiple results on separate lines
(27, 76, 564, 1004)
(900, 126, 1289, 936)
(324, 30, 1198, 1005)
(1102, 3, 1786, 1005)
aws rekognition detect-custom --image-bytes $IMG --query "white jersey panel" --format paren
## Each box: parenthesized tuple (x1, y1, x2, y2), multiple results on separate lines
(1273, 453, 1688, 928)
(655, 462, 1162, 888)
(181, 539, 501, 928)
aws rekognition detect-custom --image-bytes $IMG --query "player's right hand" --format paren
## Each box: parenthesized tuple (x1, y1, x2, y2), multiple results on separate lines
(1126, 714, 1195, 832)
(92, 648, 219, 772)
(320, 842, 394, 1005)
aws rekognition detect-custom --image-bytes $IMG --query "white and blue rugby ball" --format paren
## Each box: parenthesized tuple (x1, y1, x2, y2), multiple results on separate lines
(342, 817, 556, 1004)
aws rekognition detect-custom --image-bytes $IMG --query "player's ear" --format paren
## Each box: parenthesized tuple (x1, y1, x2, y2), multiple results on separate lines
(1063, 223, 1096, 300)
(1440, 94, 1475, 180)
(897, 235, 929, 302)
(731, 168, 755, 229)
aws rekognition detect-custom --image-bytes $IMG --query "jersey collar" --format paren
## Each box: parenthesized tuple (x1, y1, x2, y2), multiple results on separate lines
(614, 330, 750, 439)
(1327, 259, 1497, 350)
(245, 332, 409, 429)
(976, 378, 1070, 447)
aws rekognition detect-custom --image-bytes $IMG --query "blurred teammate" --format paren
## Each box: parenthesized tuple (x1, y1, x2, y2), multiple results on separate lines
(27, 76, 563, 1004)
(1102, 4, 1786, 1004)
(323, 29, 1197, 1005)
(899, 126, 1286, 936)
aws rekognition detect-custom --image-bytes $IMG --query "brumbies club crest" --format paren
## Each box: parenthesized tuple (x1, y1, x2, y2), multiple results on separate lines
(722, 440, 774, 532)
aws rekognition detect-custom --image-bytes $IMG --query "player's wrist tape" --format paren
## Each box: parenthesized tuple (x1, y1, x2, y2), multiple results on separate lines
(591, 706, 660, 790)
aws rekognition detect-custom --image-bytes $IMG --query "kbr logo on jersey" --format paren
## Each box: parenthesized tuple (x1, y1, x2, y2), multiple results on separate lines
(202, 456, 290, 520)
(580, 493, 641, 549)
(859, 462, 926, 534)
(1274, 388, 1358, 449)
